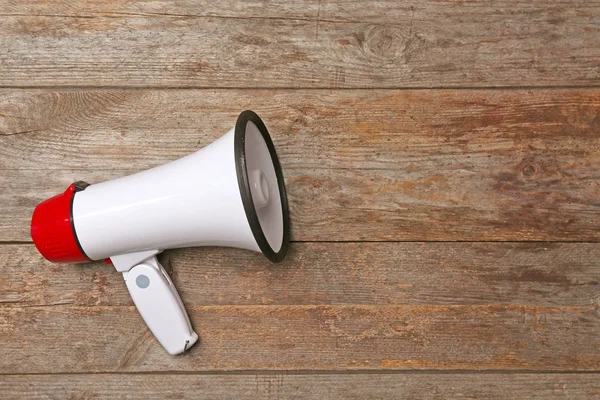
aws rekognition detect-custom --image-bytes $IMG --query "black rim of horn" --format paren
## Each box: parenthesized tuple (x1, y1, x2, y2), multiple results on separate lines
(234, 110, 290, 263)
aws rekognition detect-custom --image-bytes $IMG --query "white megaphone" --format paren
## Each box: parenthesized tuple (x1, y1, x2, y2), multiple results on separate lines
(31, 111, 290, 355)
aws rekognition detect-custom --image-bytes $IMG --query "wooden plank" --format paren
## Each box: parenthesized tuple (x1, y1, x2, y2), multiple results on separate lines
(3, 88, 599, 171)
(1, 89, 599, 241)
(3, 88, 600, 172)
(0, 305, 598, 373)
(1, 373, 599, 400)
(0, 2, 598, 87)
(2, 243, 599, 307)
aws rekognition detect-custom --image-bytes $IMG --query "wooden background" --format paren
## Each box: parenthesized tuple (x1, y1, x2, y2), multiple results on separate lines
(1, 1, 599, 398)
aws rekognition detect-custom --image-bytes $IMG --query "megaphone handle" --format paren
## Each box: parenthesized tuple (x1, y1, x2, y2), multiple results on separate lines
(123, 256, 199, 355)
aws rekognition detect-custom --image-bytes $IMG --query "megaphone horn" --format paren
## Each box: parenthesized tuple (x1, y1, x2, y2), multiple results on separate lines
(31, 110, 290, 355)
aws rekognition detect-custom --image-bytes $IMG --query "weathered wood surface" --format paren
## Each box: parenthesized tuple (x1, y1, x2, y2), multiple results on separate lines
(1, 89, 599, 241)
(1, 0, 317, 19)
(4, 89, 600, 171)
(2, 243, 599, 307)
(0, 1, 599, 87)
(0, 305, 598, 373)
(1, 1, 599, 395)
(1, 373, 599, 400)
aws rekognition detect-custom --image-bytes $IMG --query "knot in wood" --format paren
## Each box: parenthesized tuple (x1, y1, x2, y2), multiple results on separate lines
(521, 164, 538, 178)
(360, 25, 404, 62)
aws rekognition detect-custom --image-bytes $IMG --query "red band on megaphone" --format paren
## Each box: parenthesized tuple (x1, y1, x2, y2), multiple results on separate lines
(31, 184, 90, 263)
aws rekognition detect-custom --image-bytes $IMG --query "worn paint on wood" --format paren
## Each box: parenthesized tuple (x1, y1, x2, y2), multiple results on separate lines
(0, 1, 598, 87)
(1, 89, 599, 241)
(1, 373, 599, 400)
(1, 243, 599, 307)
(0, 305, 598, 373)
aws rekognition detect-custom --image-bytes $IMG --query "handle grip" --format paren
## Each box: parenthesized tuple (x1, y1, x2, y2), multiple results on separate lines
(124, 256, 198, 355)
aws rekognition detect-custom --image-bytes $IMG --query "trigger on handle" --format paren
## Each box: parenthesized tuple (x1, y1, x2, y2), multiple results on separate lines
(123, 256, 199, 355)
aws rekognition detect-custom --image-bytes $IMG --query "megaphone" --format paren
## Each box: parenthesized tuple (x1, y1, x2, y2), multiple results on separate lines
(30, 110, 290, 355)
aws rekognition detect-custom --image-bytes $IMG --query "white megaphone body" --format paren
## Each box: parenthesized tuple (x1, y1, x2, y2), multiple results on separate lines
(31, 111, 290, 355)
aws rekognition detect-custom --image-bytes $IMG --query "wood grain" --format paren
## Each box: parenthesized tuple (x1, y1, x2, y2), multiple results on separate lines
(0, 305, 598, 373)
(0, 0, 318, 19)
(1, 89, 598, 241)
(3, 89, 600, 171)
(2, 243, 599, 307)
(1, 0, 598, 394)
(1, 373, 599, 400)
(0, 1, 598, 87)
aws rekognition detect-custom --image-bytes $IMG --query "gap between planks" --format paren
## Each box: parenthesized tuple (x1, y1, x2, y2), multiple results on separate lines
(0, 85, 600, 91)
(3, 240, 600, 245)
(2, 370, 600, 376)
